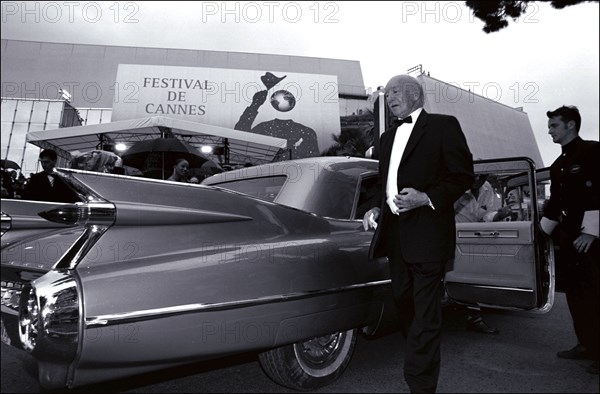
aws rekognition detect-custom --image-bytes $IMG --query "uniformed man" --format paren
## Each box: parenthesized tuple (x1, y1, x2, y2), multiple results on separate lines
(540, 105, 599, 375)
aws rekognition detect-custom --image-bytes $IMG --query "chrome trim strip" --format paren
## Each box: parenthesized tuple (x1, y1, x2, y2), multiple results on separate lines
(464, 284, 533, 293)
(85, 279, 392, 328)
(1, 304, 19, 316)
(54, 225, 109, 270)
(533, 234, 556, 314)
(1, 211, 11, 236)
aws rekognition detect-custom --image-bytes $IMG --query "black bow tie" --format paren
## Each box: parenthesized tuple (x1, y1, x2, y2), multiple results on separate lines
(393, 116, 413, 127)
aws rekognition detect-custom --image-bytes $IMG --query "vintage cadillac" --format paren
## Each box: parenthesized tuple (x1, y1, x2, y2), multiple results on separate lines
(0, 156, 554, 390)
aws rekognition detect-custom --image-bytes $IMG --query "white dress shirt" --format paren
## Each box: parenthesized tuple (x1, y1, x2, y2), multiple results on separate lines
(386, 107, 423, 215)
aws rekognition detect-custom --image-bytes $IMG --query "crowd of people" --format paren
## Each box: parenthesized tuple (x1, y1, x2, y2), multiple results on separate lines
(0, 150, 205, 201)
(1, 168, 26, 199)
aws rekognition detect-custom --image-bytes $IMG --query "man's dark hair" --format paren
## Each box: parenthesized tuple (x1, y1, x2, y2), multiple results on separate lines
(39, 149, 58, 161)
(546, 105, 581, 132)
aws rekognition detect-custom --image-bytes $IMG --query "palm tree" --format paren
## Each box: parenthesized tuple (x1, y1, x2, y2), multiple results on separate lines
(323, 111, 375, 157)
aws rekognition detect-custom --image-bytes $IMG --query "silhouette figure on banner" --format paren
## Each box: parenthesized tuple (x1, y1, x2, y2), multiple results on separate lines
(234, 72, 319, 160)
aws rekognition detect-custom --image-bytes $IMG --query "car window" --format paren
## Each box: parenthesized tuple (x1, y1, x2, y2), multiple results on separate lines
(454, 175, 504, 223)
(535, 168, 551, 218)
(210, 175, 286, 202)
(455, 159, 541, 223)
(353, 175, 379, 220)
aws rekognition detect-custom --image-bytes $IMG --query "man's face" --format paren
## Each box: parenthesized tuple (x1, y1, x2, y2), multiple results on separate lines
(472, 175, 486, 191)
(385, 76, 421, 119)
(39, 157, 56, 173)
(506, 190, 519, 204)
(547, 116, 575, 145)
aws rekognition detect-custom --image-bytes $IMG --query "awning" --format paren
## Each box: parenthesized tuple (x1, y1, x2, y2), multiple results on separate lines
(26, 116, 288, 166)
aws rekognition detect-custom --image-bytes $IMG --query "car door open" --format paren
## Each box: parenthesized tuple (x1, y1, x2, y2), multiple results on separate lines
(445, 157, 554, 313)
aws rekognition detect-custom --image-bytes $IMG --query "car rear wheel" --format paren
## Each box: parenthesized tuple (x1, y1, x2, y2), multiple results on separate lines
(258, 329, 357, 391)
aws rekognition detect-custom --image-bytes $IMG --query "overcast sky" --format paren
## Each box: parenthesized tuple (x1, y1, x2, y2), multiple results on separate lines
(1, 1, 598, 166)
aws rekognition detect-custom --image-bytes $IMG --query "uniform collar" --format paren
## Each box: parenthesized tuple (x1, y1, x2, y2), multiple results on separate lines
(561, 136, 583, 154)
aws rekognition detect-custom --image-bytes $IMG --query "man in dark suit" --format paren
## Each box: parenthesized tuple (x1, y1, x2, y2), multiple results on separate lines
(22, 149, 79, 203)
(363, 74, 474, 393)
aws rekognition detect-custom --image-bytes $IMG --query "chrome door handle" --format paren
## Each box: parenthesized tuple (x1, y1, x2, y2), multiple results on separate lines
(474, 231, 500, 236)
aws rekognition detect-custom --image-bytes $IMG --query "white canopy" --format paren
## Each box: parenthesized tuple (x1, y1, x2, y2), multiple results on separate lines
(26, 116, 288, 166)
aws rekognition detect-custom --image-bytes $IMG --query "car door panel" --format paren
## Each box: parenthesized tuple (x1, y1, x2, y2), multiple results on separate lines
(445, 158, 554, 312)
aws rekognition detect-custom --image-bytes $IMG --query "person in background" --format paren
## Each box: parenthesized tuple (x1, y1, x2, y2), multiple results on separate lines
(454, 174, 502, 223)
(11, 171, 26, 199)
(83, 150, 117, 173)
(110, 157, 126, 175)
(71, 151, 135, 176)
(452, 174, 501, 335)
(189, 176, 200, 184)
(1, 169, 14, 198)
(167, 158, 190, 182)
(21, 149, 78, 203)
(540, 105, 599, 375)
(489, 188, 526, 222)
(362, 74, 474, 393)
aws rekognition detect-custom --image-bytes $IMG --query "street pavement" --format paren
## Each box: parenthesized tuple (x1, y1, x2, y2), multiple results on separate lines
(1, 292, 598, 393)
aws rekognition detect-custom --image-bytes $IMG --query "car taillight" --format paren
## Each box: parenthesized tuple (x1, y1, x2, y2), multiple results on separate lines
(38, 202, 115, 227)
(18, 271, 80, 362)
(1, 212, 11, 236)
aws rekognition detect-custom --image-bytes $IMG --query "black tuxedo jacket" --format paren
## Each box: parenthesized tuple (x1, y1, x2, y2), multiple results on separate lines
(22, 171, 79, 203)
(369, 110, 474, 263)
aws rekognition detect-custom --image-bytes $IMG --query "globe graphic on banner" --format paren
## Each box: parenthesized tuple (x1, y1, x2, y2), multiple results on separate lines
(270, 90, 296, 112)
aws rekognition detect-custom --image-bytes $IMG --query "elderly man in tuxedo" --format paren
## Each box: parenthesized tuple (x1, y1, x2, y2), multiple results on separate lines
(363, 74, 474, 393)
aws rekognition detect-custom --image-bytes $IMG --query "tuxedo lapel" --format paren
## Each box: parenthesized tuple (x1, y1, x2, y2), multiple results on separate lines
(380, 126, 398, 169)
(400, 110, 428, 165)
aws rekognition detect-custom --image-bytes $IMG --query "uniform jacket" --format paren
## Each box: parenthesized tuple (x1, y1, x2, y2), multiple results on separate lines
(544, 137, 599, 238)
(368, 110, 474, 263)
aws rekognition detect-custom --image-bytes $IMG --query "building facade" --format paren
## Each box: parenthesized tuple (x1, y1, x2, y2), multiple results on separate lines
(1, 98, 83, 173)
(1, 39, 543, 176)
(1, 39, 370, 174)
